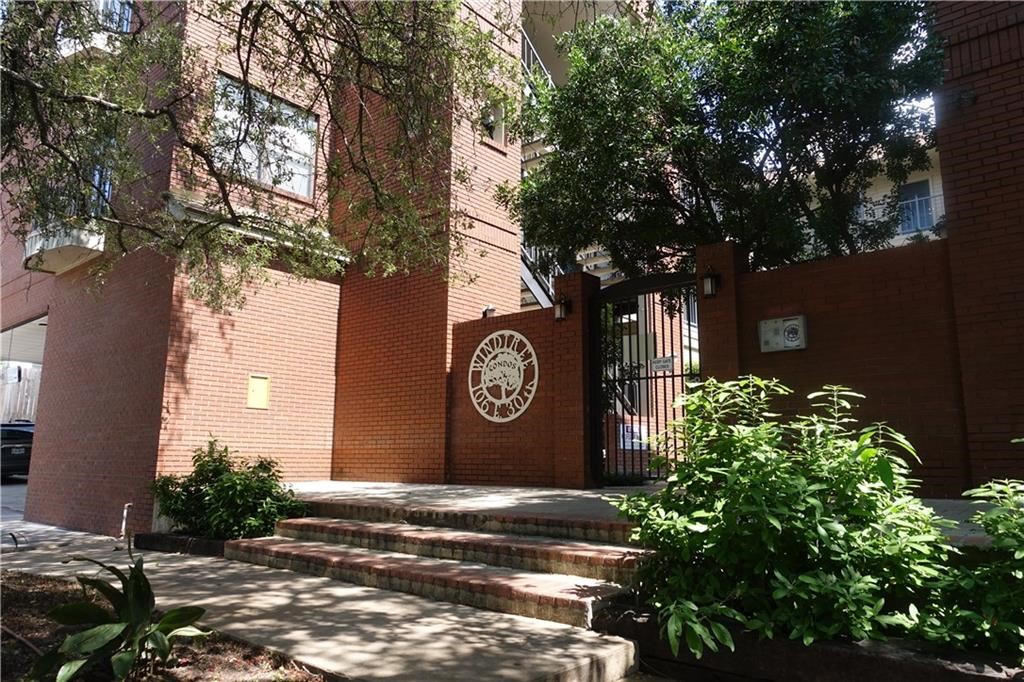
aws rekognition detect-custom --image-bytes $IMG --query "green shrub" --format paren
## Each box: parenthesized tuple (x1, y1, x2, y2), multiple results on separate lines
(152, 439, 307, 540)
(31, 556, 207, 681)
(615, 377, 955, 658)
(915, 480, 1024, 662)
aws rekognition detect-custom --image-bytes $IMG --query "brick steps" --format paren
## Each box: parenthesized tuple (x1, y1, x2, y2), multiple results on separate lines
(224, 537, 624, 628)
(303, 497, 637, 545)
(276, 517, 648, 583)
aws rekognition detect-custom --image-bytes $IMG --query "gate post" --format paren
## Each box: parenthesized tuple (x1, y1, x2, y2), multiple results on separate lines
(695, 242, 747, 380)
(553, 272, 602, 488)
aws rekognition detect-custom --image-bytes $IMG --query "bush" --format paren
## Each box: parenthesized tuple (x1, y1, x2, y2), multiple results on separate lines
(32, 556, 207, 681)
(152, 439, 307, 540)
(616, 377, 957, 658)
(916, 480, 1024, 661)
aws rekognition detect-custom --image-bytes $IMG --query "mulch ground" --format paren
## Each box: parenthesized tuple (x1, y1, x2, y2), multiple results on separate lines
(1, 570, 327, 681)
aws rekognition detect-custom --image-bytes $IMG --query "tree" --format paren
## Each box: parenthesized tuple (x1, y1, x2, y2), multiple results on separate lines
(502, 1, 943, 274)
(1, 0, 516, 307)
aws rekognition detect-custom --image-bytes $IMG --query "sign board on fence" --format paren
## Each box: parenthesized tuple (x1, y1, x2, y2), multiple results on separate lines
(758, 315, 808, 352)
(650, 356, 675, 373)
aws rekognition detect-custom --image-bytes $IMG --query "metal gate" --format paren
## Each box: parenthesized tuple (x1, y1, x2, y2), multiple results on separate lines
(589, 273, 700, 481)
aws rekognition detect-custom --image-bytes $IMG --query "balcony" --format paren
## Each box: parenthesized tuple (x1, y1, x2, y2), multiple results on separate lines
(24, 225, 106, 275)
(899, 193, 945, 234)
(858, 193, 945, 236)
(58, 0, 133, 58)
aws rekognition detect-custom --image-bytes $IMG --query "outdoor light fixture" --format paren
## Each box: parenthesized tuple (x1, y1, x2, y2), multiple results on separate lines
(553, 295, 571, 321)
(481, 305, 496, 319)
(702, 268, 720, 298)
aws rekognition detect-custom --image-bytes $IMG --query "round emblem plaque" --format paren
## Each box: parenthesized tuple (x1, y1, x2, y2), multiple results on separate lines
(468, 330, 538, 423)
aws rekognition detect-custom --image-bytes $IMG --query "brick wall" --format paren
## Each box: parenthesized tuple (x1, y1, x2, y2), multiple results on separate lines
(935, 2, 1024, 483)
(158, 268, 340, 483)
(448, 273, 600, 488)
(331, 2, 523, 483)
(1, 207, 56, 331)
(23, 251, 176, 535)
(697, 241, 970, 497)
(332, 266, 452, 482)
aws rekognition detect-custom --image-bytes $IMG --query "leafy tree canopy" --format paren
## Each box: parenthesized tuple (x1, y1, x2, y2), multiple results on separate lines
(503, 0, 943, 275)
(1, 0, 516, 307)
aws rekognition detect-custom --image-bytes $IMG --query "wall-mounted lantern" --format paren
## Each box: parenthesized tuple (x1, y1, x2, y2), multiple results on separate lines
(481, 305, 496, 319)
(702, 268, 720, 298)
(553, 295, 571, 321)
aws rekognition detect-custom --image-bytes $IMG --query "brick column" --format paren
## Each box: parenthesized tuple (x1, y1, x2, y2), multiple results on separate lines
(935, 3, 1024, 484)
(695, 242, 747, 380)
(552, 272, 601, 488)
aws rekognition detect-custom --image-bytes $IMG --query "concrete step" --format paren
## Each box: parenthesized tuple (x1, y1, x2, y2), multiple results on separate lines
(276, 517, 649, 583)
(225, 536, 625, 629)
(303, 497, 637, 545)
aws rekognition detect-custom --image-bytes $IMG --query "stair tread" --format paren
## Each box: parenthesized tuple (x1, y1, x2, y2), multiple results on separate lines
(304, 497, 634, 530)
(278, 517, 648, 564)
(302, 497, 638, 544)
(227, 536, 624, 607)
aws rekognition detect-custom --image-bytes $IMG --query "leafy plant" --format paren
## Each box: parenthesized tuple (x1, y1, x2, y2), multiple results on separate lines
(152, 439, 307, 540)
(616, 377, 954, 658)
(31, 556, 207, 681)
(914, 480, 1024, 662)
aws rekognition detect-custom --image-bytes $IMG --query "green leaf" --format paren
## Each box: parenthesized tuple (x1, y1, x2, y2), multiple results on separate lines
(56, 658, 89, 682)
(77, 577, 127, 617)
(59, 623, 127, 656)
(155, 606, 205, 634)
(167, 625, 209, 639)
(874, 458, 894, 489)
(149, 630, 171, 660)
(49, 602, 116, 626)
(110, 650, 136, 680)
(710, 622, 735, 651)
(684, 624, 704, 659)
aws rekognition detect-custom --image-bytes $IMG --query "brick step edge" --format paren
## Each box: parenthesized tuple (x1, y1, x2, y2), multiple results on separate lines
(302, 498, 637, 545)
(276, 517, 649, 584)
(225, 538, 624, 629)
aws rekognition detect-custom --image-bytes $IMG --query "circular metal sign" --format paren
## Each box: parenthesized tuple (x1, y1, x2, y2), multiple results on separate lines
(468, 330, 538, 423)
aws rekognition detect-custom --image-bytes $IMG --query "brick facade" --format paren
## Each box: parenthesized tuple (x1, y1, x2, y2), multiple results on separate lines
(158, 269, 340, 482)
(697, 241, 970, 497)
(23, 251, 177, 535)
(935, 2, 1024, 483)
(448, 273, 600, 488)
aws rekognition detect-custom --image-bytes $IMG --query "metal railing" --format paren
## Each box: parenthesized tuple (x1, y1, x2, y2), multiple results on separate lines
(521, 28, 554, 92)
(859, 193, 945, 235)
(521, 243, 568, 306)
(898, 193, 945, 234)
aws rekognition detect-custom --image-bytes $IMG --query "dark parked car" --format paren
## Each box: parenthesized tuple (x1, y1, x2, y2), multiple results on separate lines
(1, 422, 34, 480)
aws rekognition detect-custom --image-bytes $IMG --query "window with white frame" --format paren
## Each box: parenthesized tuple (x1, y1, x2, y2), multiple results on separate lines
(898, 179, 934, 234)
(213, 75, 317, 198)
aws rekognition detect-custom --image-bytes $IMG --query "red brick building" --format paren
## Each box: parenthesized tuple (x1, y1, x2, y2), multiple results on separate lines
(2, 1, 1022, 533)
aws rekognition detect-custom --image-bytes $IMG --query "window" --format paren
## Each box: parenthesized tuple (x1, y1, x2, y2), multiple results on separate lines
(898, 180, 933, 233)
(213, 75, 317, 198)
(480, 103, 505, 146)
(97, 0, 132, 33)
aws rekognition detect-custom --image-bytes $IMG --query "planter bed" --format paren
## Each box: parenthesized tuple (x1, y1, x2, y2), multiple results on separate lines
(133, 532, 226, 557)
(594, 604, 1022, 682)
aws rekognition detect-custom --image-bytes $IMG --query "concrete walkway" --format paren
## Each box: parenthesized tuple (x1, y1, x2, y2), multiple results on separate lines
(290, 481, 989, 545)
(0, 499, 636, 681)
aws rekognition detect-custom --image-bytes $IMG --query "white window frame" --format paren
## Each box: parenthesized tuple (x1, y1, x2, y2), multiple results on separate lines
(214, 75, 318, 198)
